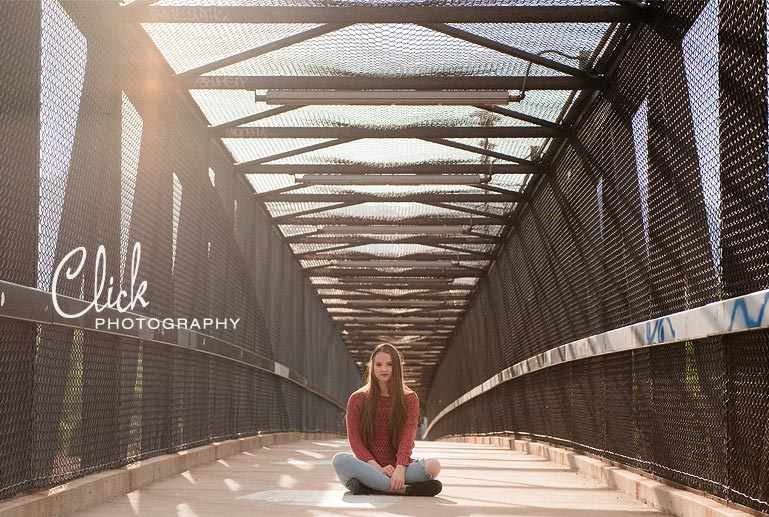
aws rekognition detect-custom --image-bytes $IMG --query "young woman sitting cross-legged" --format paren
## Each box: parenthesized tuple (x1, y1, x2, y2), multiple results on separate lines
(331, 343, 442, 496)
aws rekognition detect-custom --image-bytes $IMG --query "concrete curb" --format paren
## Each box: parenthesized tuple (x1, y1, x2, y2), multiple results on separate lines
(0, 432, 343, 517)
(440, 436, 757, 517)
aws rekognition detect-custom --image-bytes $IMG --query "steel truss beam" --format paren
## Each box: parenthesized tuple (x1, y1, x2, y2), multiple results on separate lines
(336, 316, 458, 323)
(180, 76, 600, 91)
(350, 312, 462, 319)
(344, 330, 452, 336)
(278, 217, 505, 225)
(345, 325, 455, 330)
(329, 309, 466, 315)
(351, 340, 448, 345)
(330, 303, 466, 309)
(478, 105, 565, 130)
(291, 236, 501, 244)
(215, 126, 565, 138)
(424, 138, 541, 167)
(315, 259, 465, 268)
(476, 184, 527, 198)
(314, 283, 474, 290)
(294, 243, 361, 257)
(176, 24, 346, 79)
(351, 337, 448, 342)
(342, 327, 457, 333)
(430, 243, 491, 258)
(261, 193, 522, 203)
(320, 292, 473, 298)
(340, 325, 457, 330)
(422, 23, 597, 79)
(243, 164, 541, 175)
(421, 201, 513, 222)
(299, 253, 488, 261)
(237, 138, 354, 167)
(314, 269, 484, 277)
(260, 183, 306, 197)
(326, 306, 465, 310)
(323, 294, 469, 300)
(211, 106, 303, 131)
(341, 321, 462, 327)
(340, 319, 457, 324)
(321, 290, 471, 297)
(128, 6, 644, 24)
(342, 320, 457, 325)
(349, 346, 447, 351)
(272, 202, 361, 222)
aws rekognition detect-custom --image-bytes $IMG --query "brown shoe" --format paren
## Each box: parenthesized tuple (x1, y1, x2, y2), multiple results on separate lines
(405, 479, 442, 496)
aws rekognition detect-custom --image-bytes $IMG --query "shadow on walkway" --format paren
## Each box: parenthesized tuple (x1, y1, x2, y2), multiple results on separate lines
(73, 440, 666, 516)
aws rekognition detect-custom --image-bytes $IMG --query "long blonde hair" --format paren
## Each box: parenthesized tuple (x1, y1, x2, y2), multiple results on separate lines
(359, 344, 409, 452)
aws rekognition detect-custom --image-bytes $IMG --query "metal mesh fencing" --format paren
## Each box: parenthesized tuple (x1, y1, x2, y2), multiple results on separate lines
(0, 0, 359, 501)
(427, 0, 769, 512)
(0, 1, 41, 500)
(429, 337, 744, 498)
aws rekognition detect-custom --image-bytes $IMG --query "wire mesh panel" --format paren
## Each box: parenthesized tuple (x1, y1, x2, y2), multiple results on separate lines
(427, 0, 769, 512)
(138, 342, 173, 460)
(727, 330, 769, 513)
(648, 339, 727, 495)
(645, 0, 719, 317)
(0, 0, 359, 502)
(431, 338, 744, 506)
(169, 347, 210, 450)
(32, 326, 82, 487)
(209, 356, 236, 441)
(568, 357, 603, 452)
(0, 0, 39, 500)
(80, 332, 122, 474)
(720, 0, 769, 297)
(603, 349, 650, 471)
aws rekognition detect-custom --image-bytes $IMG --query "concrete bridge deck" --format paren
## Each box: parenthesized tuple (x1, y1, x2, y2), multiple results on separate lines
(71, 440, 667, 517)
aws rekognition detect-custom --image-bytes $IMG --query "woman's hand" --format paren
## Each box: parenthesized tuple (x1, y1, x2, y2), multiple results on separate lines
(367, 460, 386, 474)
(381, 464, 395, 477)
(389, 465, 406, 491)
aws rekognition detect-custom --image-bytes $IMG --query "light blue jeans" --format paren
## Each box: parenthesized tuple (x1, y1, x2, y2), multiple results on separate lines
(331, 452, 433, 492)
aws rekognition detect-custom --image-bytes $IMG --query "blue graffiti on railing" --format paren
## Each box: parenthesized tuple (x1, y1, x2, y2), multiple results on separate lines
(645, 317, 676, 345)
(728, 292, 769, 331)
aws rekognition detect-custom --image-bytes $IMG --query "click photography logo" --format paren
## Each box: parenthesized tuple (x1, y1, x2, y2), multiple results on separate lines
(51, 242, 240, 332)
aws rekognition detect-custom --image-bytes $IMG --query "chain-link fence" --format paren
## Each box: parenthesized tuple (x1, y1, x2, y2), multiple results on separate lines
(0, 0, 360, 501)
(427, 0, 769, 513)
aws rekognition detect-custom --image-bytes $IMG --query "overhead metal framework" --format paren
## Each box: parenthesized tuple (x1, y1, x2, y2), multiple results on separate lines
(126, 5, 651, 23)
(126, 0, 653, 396)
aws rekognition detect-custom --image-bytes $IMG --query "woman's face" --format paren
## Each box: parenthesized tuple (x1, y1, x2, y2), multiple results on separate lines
(372, 351, 394, 384)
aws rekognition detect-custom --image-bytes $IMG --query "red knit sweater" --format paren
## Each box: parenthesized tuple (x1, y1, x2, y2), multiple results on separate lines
(346, 389, 419, 467)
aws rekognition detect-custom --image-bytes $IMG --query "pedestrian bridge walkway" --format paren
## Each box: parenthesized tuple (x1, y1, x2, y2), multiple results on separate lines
(71, 439, 664, 517)
(3, 1, 769, 516)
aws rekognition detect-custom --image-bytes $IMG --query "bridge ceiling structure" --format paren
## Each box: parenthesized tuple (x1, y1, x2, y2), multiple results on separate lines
(124, 0, 652, 395)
